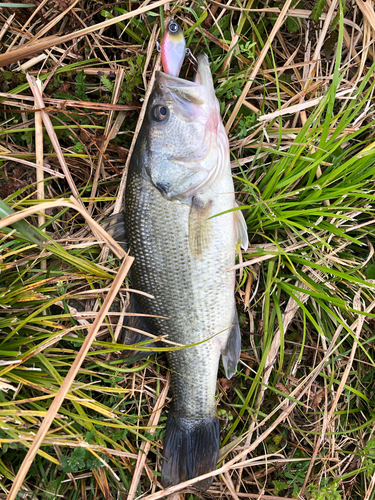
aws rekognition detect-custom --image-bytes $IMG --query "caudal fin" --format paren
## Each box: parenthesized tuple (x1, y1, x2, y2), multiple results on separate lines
(161, 412, 220, 491)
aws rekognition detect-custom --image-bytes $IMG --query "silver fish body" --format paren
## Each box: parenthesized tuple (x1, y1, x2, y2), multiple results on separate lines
(124, 54, 248, 489)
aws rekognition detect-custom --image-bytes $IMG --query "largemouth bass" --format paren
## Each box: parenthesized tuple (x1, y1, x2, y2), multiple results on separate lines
(124, 54, 248, 490)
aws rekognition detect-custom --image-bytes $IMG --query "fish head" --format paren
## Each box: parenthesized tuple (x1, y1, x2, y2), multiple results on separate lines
(140, 54, 229, 200)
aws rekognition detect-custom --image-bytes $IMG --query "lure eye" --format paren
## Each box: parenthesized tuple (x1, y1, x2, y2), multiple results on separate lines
(168, 20, 179, 34)
(152, 105, 169, 122)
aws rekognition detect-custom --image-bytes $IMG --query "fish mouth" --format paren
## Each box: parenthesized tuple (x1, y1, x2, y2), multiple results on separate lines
(156, 54, 212, 94)
(156, 71, 199, 88)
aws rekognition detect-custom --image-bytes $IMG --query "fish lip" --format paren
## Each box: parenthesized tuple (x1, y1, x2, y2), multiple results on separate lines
(156, 70, 200, 88)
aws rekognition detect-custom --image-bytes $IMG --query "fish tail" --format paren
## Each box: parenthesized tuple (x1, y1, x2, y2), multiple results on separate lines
(161, 411, 220, 491)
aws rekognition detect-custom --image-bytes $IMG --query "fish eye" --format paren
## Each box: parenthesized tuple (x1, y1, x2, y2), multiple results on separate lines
(152, 105, 169, 122)
(168, 20, 179, 34)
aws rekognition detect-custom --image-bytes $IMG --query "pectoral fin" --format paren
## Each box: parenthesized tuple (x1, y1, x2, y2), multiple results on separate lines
(222, 309, 241, 379)
(189, 196, 213, 259)
(234, 203, 248, 251)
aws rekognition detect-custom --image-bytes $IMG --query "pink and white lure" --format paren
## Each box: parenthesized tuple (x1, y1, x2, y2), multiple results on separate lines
(161, 20, 186, 77)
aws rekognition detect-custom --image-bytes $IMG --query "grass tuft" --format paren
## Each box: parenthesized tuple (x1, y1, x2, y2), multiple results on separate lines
(1, 0, 375, 499)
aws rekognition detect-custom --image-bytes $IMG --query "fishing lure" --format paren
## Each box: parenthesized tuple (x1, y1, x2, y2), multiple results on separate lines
(161, 19, 186, 77)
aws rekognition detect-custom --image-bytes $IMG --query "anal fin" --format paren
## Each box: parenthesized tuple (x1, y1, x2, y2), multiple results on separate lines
(222, 308, 241, 379)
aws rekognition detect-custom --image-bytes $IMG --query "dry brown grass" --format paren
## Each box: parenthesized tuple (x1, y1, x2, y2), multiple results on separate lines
(1, 1, 375, 499)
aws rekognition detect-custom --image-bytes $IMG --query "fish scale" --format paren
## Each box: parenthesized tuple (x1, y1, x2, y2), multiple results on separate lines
(126, 170, 236, 330)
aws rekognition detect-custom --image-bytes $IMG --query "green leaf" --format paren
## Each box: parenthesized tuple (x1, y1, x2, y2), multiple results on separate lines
(0, 200, 46, 247)
(287, 16, 299, 33)
(60, 448, 86, 473)
(273, 480, 289, 495)
(310, 0, 326, 23)
(75, 71, 88, 102)
(366, 264, 375, 279)
(100, 74, 114, 93)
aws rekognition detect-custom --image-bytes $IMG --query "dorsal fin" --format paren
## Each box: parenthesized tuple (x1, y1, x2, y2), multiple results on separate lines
(103, 211, 128, 251)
